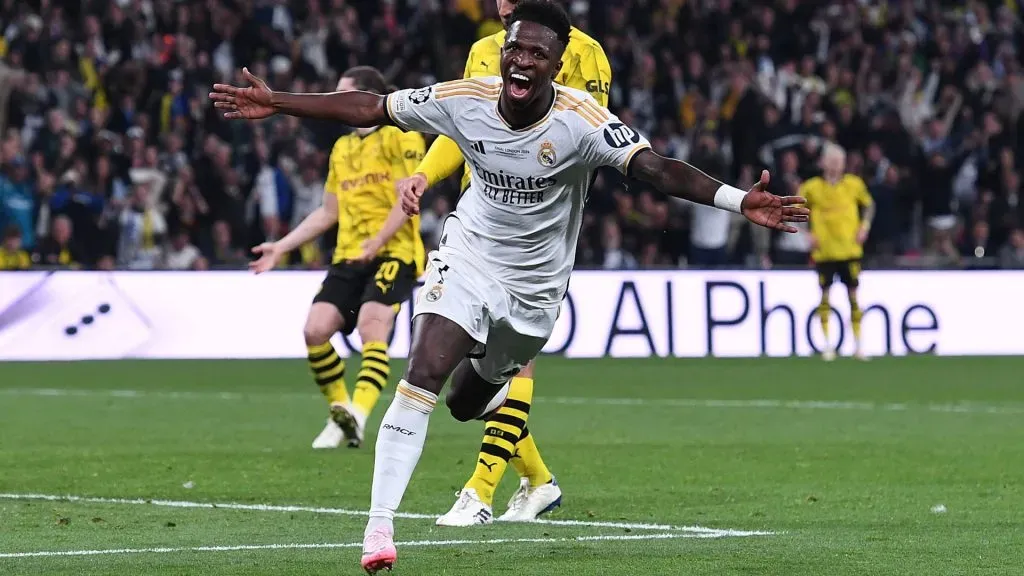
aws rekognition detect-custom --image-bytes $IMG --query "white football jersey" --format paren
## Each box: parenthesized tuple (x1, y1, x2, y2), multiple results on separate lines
(386, 77, 651, 307)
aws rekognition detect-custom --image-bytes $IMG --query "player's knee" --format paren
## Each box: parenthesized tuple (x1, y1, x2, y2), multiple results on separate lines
(404, 356, 448, 395)
(356, 304, 394, 343)
(303, 318, 337, 346)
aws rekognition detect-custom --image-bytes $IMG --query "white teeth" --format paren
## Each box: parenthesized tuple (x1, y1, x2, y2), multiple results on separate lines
(511, 73, 529, 82)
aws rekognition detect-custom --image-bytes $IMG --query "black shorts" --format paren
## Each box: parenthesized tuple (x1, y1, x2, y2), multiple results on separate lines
(312, 258, 416, 334)
(815, 259, 861, 288)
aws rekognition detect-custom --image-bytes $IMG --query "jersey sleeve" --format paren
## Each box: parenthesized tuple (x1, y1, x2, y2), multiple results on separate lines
(579, 107, 652, 174)
(801, 180, 825, 235)
(579, 42, 613, 108)
(852, 175, 873, 206)
(798, 180, 815, 208)
(385, 85, 455, 136)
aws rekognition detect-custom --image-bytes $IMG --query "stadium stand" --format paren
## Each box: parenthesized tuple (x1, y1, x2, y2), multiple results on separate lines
(1, 0, 1022, 271)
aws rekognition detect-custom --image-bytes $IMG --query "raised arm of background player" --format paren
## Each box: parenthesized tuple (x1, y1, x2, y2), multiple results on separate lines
(398, 35, 613, 198)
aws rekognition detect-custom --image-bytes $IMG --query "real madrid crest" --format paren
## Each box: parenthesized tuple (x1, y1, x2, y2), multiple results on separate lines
(425, 284, 443, 303)
(537, 140, 557, 167)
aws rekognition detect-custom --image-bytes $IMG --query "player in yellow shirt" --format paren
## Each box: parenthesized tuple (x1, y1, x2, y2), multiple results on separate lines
(393, 0, 612, 527)
(801, 144, 875, 361)
(249, 66, 426, 449)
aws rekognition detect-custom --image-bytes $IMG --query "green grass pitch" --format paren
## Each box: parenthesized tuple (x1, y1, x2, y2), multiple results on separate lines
(2, 356, 1023, 575)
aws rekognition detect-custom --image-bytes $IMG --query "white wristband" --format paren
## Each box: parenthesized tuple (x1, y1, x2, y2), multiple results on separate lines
(713, 184, 746, 214)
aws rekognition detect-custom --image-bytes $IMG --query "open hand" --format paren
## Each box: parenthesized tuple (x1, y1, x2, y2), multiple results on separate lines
(397, 172, 428, 216)
(249, 242, 282, 274)
(210, 68, 275, 120)
(740, 170, 810, 233)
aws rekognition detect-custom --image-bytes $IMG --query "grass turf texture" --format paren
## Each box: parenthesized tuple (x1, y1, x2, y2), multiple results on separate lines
(1, 357, 1022, 575)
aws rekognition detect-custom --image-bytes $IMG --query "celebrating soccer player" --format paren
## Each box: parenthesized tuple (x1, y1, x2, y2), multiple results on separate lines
(247, 66, 426, 448)
(404, 0, 612, 528)
(801, 144, 875, 361)
(210, 2, 808, 572)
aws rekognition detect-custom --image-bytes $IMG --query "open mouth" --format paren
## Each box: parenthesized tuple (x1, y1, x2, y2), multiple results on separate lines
(508, 73, 533, 99)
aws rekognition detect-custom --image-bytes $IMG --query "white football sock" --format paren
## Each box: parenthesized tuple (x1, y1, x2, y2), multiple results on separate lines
(366, 379, 436, 537)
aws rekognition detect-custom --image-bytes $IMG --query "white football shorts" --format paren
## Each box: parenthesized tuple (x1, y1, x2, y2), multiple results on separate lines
(414, 248, 558, 385)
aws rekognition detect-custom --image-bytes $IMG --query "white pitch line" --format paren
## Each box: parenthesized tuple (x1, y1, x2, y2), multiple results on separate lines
(541, 396, 1024, 415)
(0, 493, 771, 537)
(2, 387, 1023, 415)
(0, 533, 728, 560)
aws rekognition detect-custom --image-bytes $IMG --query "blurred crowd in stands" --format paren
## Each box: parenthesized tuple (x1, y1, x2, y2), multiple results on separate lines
(2, 0, 1024, 271)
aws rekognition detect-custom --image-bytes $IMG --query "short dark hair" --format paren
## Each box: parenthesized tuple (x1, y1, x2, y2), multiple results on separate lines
(508, 0, 571, 48)
(342, 66, 390, 95)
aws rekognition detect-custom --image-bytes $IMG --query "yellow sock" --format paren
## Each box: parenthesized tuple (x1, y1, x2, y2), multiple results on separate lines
(817, 294, 831, 343)
(464, 376, 533, 506)
(510, 426, 553, 488)
(850, 295, 863, 348)
(307, 342, 348, 405)
(352, 341, 389, 417)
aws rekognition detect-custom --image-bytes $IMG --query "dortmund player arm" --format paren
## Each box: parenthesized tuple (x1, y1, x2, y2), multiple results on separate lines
(414, 136, 464, 187)
(275, 189, 338, 255)
(854, 177, 876, 244)
(800, 181, 824, 250)
(251, 188, 337, 273)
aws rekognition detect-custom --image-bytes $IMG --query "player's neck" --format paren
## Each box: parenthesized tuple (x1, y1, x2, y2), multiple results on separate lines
(498, 86, 555, 130)
(825, 173, 842, 185)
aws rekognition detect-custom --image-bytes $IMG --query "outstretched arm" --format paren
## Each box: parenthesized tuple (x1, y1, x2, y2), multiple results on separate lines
(629, 149, 725, 207)
(210, 68, 389, 127)
(272, 91, 387, 126)
(628, 149, 809, 233)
